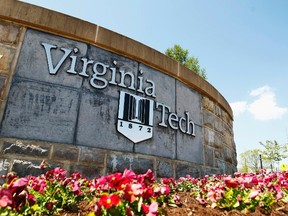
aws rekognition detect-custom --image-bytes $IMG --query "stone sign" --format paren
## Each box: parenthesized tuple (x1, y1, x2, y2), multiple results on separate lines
(0, 29, 203, 163)
(0, 0, 237, 179)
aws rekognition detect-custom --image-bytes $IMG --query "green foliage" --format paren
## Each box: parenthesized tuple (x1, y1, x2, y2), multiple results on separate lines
(239, 149, 262, 172)
(165, 44, 207, 79)
(260, 140, 287, 171)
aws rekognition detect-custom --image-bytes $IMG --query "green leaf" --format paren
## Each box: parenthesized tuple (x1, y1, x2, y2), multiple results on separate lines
(137, 196, 143, 213)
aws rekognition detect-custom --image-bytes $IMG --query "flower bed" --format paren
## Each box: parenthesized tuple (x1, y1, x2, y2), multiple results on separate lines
(1, 166, 288, 215)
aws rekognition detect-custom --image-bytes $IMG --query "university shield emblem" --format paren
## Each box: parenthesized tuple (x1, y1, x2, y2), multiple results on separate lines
(117, 91, 154, 143)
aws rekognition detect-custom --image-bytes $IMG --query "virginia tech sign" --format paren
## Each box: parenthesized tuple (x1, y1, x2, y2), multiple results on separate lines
(42, 42, 196, 143)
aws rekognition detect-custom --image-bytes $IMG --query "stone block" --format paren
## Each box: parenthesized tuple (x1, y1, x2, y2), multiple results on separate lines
(3, 140, 49, 157)
(214, 104, 222, 117)
(15, 29, 86, 88)
(0, 21, 20, 44)
(202, 97, 214, 113)
(224, 148, 232, 163)
(213, 133, 224, 149)
(226, 164, 236, 176)
(139, 63, 176, 112)
(204, 146, 214, 167)
(214, 149, 224, 160)
(177, 125, 203, 164)
(214, 117, 224, 134)
(176, 81, 202, 125)
(222, 111, 231, 124)
(11, 159, 64, 177)
(76, 91, 133, 152)
(70, 164, 103, 179)
(156, 160, 173, 178)
(52, 145, 79, 162)
(0, 141, 3, 151)
(107, 154, 154, 174)
(134, 110, 176, 159)
(223, 131, 232, 147)
(176, 163, 202, 178)
(223, 122, 233, 136)
(11, 159, 46, 177)
(0, 79, 79, 143)
(0, 44, 15, 71)
(82, 45, 138, 98)
(0, 158, 11, 176)
(204, 127, 215, 147)
(202, 167, 221, 176)
(215, 160, 227, 174)
(0, 74, 7, 99)
(134, 64, 178, 158)
(78, 147, 105, 164)
(203, 110, 215, 129)
(232, 150, 237, 166)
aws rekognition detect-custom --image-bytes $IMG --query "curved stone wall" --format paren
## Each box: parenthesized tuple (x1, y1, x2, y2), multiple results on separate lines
(0, 0, 237, 179)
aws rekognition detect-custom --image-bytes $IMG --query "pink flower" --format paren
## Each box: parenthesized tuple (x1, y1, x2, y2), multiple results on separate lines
(249, 189, 260, 199)
(224, 176, 239, 188)
(46, 167, 66, 180)
(274, 184, 283, 201)
(123, 169, 136, 181)
(30, 177, 47, 192)
(10, 177, 28, 194)
(71, 181, 82, 196)
(196, 197, 208, 205)
(174, 195, 181, 203)
(0, 188, 13, 208)
(131, 183, 143, 195)
(62, 177, 72, 186)
(124, 183, 143, 202)
(137, 169, 155, 184)
(207, 190, 217, 202)
(160, 186, 170, 195)
(71, 172, 82, 180)
(91, 176, 107, 191)
(147, 202, 158, 216)
(12, 177, 28, 188)
(154, 186, 170, 195)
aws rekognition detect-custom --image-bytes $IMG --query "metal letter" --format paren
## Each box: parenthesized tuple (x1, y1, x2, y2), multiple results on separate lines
(41, 43, 72, 75)
(118, 70, 136, 90)
(185, 111, 196, 136)
(79, 58, 94, 77)
(144, 80, 156, 98)
(156, 102, 170, 127)
(179, 116, 186, 133)
(67, 55, 78, 74)
(168, 113, 178, 129)
(90, 63, 109, 89)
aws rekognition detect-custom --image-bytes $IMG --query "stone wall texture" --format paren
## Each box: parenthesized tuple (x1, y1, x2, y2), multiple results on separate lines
(0, 0, 237, 179)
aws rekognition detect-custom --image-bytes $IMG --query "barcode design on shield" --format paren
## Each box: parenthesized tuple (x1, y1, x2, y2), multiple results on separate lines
(122, 93, 151, 126)
(117, 91, 154, 143)
(118, 92, 153, 126)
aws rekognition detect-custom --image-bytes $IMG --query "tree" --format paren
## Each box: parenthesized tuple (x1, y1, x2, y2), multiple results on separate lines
(165, 44, 207, 79)
(259, 140, 287, 171)
(239, 149, 262, 172)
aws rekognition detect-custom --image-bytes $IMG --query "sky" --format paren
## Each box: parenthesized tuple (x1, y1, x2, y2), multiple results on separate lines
(20, 0, 288, 166)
